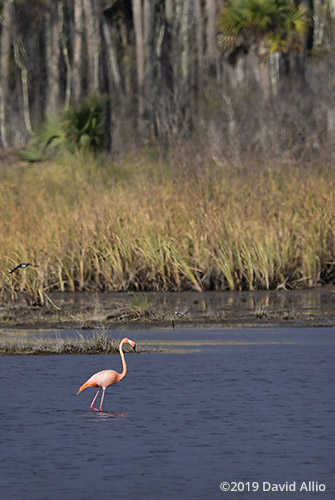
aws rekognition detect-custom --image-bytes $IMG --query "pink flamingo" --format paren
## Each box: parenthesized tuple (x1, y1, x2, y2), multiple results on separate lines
(76, 337, 136, 411)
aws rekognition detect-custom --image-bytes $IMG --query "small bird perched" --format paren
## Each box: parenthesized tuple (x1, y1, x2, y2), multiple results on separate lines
(171, 310, 189, 330)
(8, 263, 38, 274)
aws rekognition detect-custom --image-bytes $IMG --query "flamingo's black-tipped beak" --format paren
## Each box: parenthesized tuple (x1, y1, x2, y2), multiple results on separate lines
(128, 338, 136, 351)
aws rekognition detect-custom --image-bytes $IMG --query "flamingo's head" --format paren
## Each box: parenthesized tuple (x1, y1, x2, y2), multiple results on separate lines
(122, 337, 137, 351)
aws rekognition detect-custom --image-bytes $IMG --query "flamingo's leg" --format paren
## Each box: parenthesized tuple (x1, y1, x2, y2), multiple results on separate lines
(99, 388, 106, 411)
(90, 388, 101, 411)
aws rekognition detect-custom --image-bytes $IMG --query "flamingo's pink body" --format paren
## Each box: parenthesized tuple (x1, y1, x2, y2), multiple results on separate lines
(76, 337, 136, 411)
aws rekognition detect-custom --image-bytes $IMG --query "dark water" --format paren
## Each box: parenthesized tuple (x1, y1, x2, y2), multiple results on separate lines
(1, 328, 334, 500)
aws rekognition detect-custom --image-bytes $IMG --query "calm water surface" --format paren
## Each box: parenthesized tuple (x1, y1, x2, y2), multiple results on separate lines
(1, 328, 334, 499)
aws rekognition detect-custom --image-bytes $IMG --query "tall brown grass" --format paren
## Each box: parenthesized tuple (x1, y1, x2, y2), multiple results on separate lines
(1, 150, 335, 293)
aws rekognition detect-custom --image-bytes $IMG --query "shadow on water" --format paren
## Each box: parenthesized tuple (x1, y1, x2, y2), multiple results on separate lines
(80, 411, 130, 421)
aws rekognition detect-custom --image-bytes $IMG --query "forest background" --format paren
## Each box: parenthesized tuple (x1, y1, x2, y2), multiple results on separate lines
(1, 0, 335, 300)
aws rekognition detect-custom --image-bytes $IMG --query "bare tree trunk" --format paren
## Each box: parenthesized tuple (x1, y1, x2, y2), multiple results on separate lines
(257, 58, 271, 99)
(119, 20, 132, 100)
(59, 2, 71, 109)
(12, 17, 32, 136)
(143, 0, 155, 129)
(313, 0, 328, 47)
(220, 90, 240, 162)
(270, 52, 279, 96)
(173, 0, 193, 134)
(102, 21, 122, 95)
(102, 16, 124, 154)
(180, 0, 192, 100)
(165, 0, 174, 24)
(83, 0, 100, 94)
(73, 0, 83, 105)
(206, 0, 218, 77)
(255, 41, 271, 99)
(160, 0, 194, 138)
(194, 0, 204, 97)
(132, 0, 145, 125)
(45, 4, 61, 116)
(0, 0, 13, 147)
(330, 0, 335, 19)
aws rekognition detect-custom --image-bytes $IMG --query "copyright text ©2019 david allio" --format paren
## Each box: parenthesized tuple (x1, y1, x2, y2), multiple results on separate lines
(219, 481, 326, 493)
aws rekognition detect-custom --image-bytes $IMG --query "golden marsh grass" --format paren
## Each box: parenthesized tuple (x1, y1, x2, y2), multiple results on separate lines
(1, 151, 335, 294)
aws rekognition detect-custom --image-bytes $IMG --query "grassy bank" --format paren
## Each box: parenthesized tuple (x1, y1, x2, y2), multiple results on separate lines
(1, 150, 335, 295)
(0, 332, 120, 355)
(0, 332, 150, 355)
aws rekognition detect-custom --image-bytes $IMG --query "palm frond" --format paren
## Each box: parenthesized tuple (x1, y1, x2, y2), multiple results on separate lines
(218, 0, 309, 55)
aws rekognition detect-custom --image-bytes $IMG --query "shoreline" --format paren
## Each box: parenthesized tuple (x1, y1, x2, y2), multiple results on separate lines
(1, 286, 335, 331)
(1, 287, 335, 354)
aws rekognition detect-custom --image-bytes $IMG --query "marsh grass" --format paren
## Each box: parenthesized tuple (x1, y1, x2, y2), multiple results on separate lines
(0, 332, 120, 355)
(105, 294, 163, 323)
(1, 150, 335, 294)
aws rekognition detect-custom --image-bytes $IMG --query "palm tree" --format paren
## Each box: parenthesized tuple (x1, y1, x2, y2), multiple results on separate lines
(218, 0, 309, 54)
(218, 0, 310, 95)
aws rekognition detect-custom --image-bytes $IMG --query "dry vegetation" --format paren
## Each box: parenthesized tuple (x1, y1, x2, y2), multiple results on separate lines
(0, 332, 120, 355)
(1, 149, 335, 297)
(0, 331, 152, 355)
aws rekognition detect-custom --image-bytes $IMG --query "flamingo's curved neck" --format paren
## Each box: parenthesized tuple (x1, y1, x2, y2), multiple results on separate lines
(118, 340, 127, 381)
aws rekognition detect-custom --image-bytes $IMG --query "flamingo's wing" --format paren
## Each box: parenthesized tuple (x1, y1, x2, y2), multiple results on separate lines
(77, 370, 119, 395)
